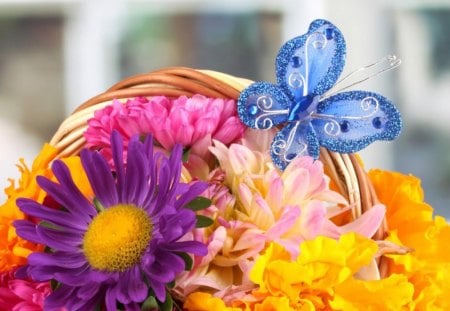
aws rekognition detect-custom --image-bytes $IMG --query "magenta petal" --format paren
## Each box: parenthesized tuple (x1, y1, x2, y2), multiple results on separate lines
(213, 117, 245, 144)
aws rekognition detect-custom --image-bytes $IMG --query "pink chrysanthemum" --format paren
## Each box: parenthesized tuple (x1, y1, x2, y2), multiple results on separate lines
(84, 95, 245, 165)
(0, 269, 52, 311)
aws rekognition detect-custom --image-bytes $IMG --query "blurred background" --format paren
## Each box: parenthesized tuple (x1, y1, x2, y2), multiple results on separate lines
(0, 0, 449, 216)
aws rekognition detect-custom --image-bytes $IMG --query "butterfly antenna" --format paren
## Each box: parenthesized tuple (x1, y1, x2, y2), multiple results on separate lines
(322, 55, 401, 99)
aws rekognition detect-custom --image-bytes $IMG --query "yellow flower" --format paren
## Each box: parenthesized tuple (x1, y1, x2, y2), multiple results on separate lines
(369, 169, 450, 310)
(184, 292, 243, 311)
(0, 144, 92, 272)
(254, 296, 296, 311)
(330, 274, 413, 311)
(0, 144, 56, 271)
(249, 233, 413, 310)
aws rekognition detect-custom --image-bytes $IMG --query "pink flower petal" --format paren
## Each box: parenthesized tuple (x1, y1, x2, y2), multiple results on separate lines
(320, 204, 386, 239)
(300, 200, 327, 239)
(266, 205, 301, 238)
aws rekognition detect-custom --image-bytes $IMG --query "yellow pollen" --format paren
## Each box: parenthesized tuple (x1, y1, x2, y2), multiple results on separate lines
(83, 204, 152, 272)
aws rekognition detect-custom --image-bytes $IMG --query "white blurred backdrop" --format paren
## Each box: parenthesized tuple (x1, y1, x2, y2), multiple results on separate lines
(0, 0, 449, 215)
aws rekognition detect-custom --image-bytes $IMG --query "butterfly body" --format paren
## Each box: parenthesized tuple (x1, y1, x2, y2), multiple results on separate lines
(237, 19, 402, 170)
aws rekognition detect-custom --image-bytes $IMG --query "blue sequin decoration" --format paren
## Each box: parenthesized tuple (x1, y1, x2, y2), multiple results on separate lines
(236, 19, 402, 171)
(372, 117, 382, 129)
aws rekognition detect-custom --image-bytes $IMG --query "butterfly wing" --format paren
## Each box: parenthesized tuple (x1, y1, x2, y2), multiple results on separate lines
(276, 19, 346, 100)
(237, 81, 291, 129)
(311, 91, 402, 153)
(271, 121, 320, 170)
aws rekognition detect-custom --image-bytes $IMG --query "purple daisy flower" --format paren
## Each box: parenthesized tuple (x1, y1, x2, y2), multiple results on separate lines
(14, 132, 208, 310)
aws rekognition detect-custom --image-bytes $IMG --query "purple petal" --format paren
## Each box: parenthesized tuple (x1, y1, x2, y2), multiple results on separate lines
(36, 226, 82, 252)
(174, 181, 208, 210)
(124, 302, 141, 311)
(27, 265, 61, 281)
(111, 131, 126, 201)
(126, 265, 148, 302)
(13, 220, 42, 244)
(163, 241, 207, 256)
(158, 210, 196, 241)
(14, 265, 29, 279)
(68, 287, 103, 311)
(116, 267, 148, 304)
(53, 264, 93, 286)
(144, 251, 184, 283)
(28, 252, 86, 269)
(89, 269, 116, 283)
(44, 284, 76, 310)
(81, 149, 118, 207)
(50, 160, 96, 218)
(27, 263, 90, 285)
(168, 144, 183, 183)
(76, 281, 101, 300)
(17, 199, 87, 231)
(149, 279, 166, 302)
(105, 286, 119, 311)
(124, 138, 149, 205)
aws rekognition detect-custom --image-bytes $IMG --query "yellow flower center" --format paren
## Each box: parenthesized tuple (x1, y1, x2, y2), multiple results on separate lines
(83, 204, 152, 272)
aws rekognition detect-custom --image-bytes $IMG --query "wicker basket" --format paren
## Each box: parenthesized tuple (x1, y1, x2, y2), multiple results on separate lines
(50, 67, 390, 275)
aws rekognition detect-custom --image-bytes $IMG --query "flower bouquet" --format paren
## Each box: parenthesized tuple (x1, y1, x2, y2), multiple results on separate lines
(1, 19, 450, 311)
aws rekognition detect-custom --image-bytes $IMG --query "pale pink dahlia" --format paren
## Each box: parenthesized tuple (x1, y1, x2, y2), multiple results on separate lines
(84, 95, 245, 165)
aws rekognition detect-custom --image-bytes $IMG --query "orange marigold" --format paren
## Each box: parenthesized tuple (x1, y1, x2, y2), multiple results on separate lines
(0, 144, 57, 272)
(0, 144, 92, 272)
(369, 169, 450, 310)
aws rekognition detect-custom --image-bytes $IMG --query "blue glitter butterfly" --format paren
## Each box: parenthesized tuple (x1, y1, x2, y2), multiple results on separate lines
(237, 19, 402, 170)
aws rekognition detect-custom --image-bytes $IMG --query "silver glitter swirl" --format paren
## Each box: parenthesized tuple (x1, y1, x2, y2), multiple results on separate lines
(323, 119, 341, 136)
(272, 122, 306, 162)
(303, 32, 328, 97)
(308, 32, 328, 50)
(311, 96, 382, 137)
(257, 95, 273, 110)
(360, 96, 379, 115)
(288, 71, 305, 89)
(254, 95, 289, 130)
(312, 96, 380, 122)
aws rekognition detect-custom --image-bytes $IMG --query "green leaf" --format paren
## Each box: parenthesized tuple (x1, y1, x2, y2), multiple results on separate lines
(196, 215, 214, 228)
(93, 303, 103, 311)
(186, 196, 212, 211)
(50, 279, 60, 290)
(141, 295, 158, 310)
(182, 148, 191, 163)
(177, 252, 193, 271)
(139, 134, 147, 143)
(166, 280, 176, 289)
(40, 221, 60, 230)
(159, 292, 173, 311)
(93, 198, 105, 212)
